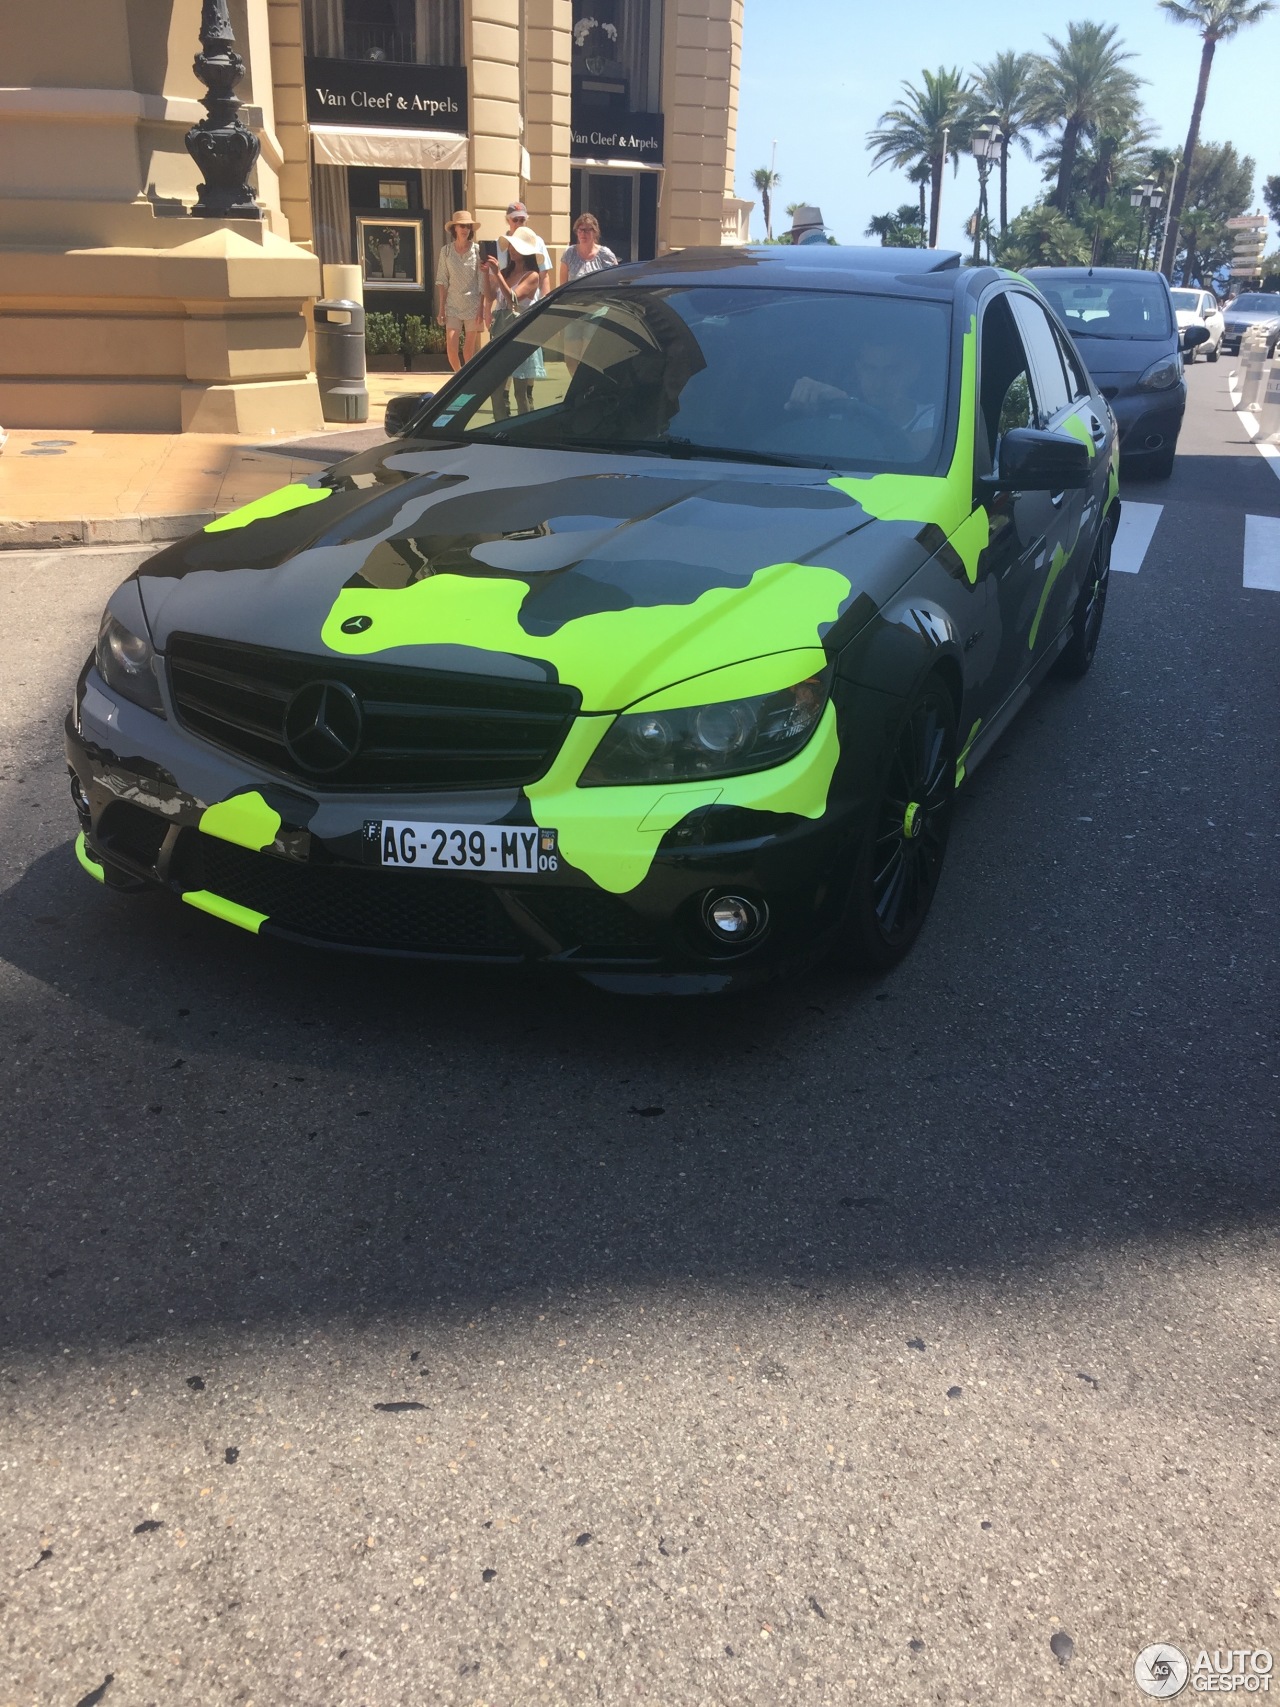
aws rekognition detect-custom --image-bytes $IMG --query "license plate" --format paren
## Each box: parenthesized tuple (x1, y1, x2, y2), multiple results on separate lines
(369, 820, 560, 874)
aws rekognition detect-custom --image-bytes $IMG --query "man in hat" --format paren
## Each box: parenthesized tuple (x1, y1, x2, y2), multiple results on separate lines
(786, 205, 831, 246)
(497, 201, 552, 283)
(437, 210, 488, 371)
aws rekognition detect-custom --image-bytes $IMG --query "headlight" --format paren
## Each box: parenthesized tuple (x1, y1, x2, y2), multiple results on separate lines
(1138, 354, 1182, 391)
(580, 667, 832, 786)
(95, 612, 164, 714)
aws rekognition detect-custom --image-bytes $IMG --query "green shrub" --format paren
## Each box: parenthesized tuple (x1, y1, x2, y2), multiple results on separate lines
(401, 314, 431, 357)
(364, 310, 402, 356)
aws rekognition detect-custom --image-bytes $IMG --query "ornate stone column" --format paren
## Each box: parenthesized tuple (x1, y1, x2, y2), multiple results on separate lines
(185, 0, 263, 219)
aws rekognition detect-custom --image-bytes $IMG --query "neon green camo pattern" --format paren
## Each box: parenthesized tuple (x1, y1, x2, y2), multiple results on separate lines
(182, 890, 268, 934)
(827, 318, 988, 585)
(198, 791, 283, 852)
(75, 831, 105, 882)
(955, 719, 982, 787)
(205, 483, 330, 533)
(322, 563, 850, 715)
(526, 703, 842, 895)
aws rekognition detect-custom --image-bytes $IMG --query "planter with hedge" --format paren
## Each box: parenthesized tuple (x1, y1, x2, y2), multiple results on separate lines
(364, 310, 406, 370)
(402, 314, 451, 372)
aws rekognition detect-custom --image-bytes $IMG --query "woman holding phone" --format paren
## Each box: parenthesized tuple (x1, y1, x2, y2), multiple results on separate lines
(483, 227, 545, 415)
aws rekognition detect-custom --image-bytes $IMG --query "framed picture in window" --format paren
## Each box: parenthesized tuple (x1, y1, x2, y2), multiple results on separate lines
(357, 217, 423, 291)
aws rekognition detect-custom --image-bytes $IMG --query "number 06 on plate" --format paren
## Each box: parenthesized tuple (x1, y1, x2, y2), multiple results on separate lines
(368, 819, 560, 874)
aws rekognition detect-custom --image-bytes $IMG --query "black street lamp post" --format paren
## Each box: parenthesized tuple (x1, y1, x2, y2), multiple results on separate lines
(970, 114, 1002, 266)
(1129, 179, 1163, 269)
(185, 0, 263, 219)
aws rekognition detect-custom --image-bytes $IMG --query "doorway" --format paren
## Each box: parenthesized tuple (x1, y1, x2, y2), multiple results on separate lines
(570, 168, 658, 263)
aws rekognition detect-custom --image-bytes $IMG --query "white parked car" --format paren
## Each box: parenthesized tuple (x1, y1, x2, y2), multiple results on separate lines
(1169, 287, 1223, 362)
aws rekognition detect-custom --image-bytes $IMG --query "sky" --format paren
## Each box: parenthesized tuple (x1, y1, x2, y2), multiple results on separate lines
(733, 0, 1278, 252)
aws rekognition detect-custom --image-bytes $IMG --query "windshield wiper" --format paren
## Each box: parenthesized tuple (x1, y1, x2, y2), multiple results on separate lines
(552, 435, 833, 470)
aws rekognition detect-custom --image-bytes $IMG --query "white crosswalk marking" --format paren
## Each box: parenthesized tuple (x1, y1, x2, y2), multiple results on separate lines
(1110, 501, 1162, 574)
(1244, 514, 1280, 591)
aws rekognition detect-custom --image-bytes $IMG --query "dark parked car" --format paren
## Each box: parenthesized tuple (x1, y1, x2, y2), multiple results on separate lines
(68, 247, 1118, 992)
(1220, 291, 1280, 357)
(1027, 266, 1206, 480)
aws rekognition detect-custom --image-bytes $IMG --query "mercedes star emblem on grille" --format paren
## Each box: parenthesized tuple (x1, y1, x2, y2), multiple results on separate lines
(282, 680, 363, 774)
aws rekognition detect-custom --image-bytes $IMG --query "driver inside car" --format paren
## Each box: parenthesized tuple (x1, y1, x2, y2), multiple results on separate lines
(784, 334, 939, 454)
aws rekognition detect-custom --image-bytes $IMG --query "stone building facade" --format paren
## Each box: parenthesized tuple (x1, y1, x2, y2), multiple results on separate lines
(0, 0, 746, 432)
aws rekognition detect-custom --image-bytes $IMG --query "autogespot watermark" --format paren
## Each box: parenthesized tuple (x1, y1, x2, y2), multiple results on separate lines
(1135, 1646, 1275, 1696)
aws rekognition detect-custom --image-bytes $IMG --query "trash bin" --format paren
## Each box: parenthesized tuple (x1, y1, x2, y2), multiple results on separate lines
(314, 298, 369, 424)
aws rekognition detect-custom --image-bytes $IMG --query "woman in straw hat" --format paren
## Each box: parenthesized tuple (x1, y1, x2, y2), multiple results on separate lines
(436, 210, 487, 372)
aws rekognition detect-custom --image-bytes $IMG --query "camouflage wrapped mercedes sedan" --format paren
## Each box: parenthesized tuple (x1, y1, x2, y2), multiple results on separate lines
(67, 245, 1118, 992)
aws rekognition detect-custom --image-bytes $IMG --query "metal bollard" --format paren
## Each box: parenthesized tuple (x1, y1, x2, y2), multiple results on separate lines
(314, 298, 369, 424)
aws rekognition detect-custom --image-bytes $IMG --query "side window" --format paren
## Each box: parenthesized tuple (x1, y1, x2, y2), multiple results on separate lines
(977, 293, 1035, 470)
(1053, 324, 1091, 401)
(1010, 294, 1072, 424)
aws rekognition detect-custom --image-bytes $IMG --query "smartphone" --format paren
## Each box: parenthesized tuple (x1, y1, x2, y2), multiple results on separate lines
(479, 240, 499, 262)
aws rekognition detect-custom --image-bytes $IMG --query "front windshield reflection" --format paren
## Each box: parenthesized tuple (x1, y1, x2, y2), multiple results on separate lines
(415, 285, 953, 475)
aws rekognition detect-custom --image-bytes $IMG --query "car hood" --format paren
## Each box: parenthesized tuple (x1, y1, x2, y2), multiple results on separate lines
(133, 440, 927, 712)
(1173, 308, 1205, 327)
(1070, 331, 1177, 390)
(1224, 307, 1280, 325)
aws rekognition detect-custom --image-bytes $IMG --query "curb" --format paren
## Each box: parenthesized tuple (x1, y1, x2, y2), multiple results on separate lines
(0, 511, 214, 551)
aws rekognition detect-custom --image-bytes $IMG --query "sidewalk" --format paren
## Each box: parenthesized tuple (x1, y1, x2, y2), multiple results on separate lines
(0, 369, 441, 549)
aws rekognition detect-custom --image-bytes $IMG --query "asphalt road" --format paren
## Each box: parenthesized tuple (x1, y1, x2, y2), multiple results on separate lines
(2, 363, 1279, 1707)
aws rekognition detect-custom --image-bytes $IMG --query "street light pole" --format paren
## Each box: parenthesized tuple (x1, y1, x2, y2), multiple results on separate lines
(185, 0, 262, 219)
(970, 115, 1002, 266)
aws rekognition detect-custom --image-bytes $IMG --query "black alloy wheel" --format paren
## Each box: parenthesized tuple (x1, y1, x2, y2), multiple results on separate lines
(835, 677, 956, 973)
(1057, 521, 1112, 679)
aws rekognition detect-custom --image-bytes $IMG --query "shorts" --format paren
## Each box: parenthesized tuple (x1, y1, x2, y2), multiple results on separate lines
(445, 308, 482, 337)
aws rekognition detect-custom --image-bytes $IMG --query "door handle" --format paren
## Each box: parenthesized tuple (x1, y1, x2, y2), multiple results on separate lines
(1051, 491, 1066, 507)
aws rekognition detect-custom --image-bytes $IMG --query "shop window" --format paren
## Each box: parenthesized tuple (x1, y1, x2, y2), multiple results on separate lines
(572, 0, 662, 112)
(305, 0, 461, 67)
(378, 178, 411, 210)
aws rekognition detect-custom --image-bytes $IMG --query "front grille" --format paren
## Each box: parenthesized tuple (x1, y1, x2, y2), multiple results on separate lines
(525, 889, 660, 956)
(176, 832, 524, 957)
(167, 634, 579, 791)
(97, 799, 169, 871)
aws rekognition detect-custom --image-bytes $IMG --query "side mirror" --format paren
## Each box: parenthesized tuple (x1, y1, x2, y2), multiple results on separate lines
(1181, 323, 1210, 351)
(987, 427, 1091, 492)
(383, 392, 434, 437)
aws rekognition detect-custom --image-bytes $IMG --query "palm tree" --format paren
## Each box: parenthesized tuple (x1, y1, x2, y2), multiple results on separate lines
(908, 160, 931, 239)
(1157, 0, 1275, 279)
(1031, 21, 1143, 216)
(973, 50, 1037, 234)
(751, 166, 781, 241)
(868, 67, 972, 247)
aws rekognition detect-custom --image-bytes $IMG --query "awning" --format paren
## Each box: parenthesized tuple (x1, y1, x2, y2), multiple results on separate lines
(310, 123, 467, 171)
(574, 157, 665, 172)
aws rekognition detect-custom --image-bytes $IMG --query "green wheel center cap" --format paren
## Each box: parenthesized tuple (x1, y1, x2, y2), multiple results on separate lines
(903, 801, 923, 839)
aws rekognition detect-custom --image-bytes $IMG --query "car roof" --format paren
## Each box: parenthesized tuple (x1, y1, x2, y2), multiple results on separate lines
(1025, 265, 1172, 287)
(563, 244, 977, 298)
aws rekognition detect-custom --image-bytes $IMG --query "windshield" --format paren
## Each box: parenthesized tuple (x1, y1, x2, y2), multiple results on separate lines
(1230, 294, 1280, 313)
(1032, 274, 1173, 340)
(412, 285, 953, 474)
(1169, 290, 1203, 312)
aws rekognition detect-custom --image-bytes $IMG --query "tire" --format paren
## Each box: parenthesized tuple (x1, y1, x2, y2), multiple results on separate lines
(1056, 521, 1112, 679)
(833, 677, 956, 973)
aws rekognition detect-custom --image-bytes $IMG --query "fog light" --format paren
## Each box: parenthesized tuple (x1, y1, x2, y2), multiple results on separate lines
(69, 770, 91, 820)
(703, 893, 767, 944)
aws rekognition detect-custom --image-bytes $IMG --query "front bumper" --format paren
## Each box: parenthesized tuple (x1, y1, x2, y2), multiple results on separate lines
(1108, 386, 1186, 465)
(66, 664, 868, 992)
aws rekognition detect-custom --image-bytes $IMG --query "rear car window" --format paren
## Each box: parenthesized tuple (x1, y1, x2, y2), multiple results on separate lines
(1032, 275, 1173, 341)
